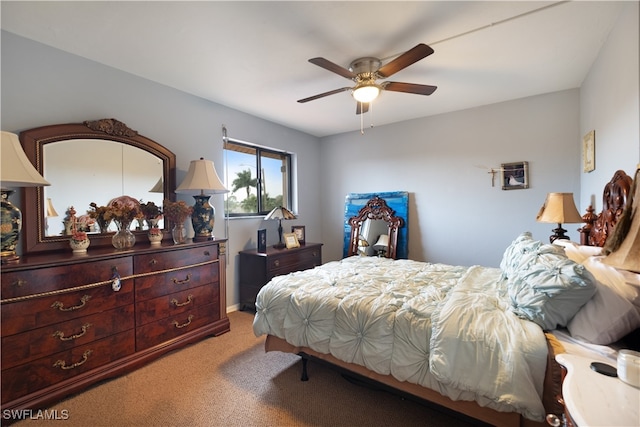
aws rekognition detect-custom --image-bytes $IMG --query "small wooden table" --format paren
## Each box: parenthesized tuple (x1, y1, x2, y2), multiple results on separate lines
(239, 242, 322, 310)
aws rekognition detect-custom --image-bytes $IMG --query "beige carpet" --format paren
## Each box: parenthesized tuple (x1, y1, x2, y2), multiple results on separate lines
(14, 311, 476, 427)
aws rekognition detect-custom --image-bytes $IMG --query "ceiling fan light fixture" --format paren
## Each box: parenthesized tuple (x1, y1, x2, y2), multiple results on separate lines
(352, 84, 380, 103)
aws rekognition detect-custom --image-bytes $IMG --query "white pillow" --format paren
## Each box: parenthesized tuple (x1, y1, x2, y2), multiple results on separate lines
(553, 240, 603, 264)
(568, 256, 640, 345)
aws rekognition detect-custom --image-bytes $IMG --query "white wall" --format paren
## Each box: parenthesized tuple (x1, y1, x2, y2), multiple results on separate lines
(579, 1, 640, 208)
(0, 31, 322, 311)
(319, 90, 581, 267)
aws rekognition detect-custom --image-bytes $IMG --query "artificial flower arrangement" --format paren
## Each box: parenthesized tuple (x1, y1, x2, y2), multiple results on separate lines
(140, 201, 163, 224)
(88, 202, 112, 232)
(139, 200, 163, 238)
(103, 200, 143, 227)
(163, 199, 193, 225)
(71, 229, 88, 243)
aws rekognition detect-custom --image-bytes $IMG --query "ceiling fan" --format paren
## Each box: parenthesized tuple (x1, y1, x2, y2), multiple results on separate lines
(297, 43, 437, 114)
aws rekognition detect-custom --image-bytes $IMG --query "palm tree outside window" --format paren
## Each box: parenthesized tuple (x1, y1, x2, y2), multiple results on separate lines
(223, 140, 292, 216)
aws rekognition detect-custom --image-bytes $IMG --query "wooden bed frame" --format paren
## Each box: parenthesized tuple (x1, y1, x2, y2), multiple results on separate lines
(264, 170, 634, 427)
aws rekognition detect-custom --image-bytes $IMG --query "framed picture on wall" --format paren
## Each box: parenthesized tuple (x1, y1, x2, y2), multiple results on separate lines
(291, 225, 305, 244)
(283, 232, 300, 249)
(583, 130, 595, 173)
(501, 161, 529, 190)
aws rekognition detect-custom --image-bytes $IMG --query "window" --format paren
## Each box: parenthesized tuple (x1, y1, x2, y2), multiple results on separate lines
(223, 140, 292, 216)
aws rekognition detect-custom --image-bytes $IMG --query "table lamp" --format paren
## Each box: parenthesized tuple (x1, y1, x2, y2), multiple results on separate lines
(373, 234, 390, 257)
(176, 157, 228, 241)
(1, 131, 50, 263)
(536, 192, 583, 243)
(265, 206, 296, 249)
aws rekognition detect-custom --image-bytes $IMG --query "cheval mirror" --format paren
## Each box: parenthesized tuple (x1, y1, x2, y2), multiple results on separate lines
(20, 118, 176, 254)
(343, 191, 408, 259)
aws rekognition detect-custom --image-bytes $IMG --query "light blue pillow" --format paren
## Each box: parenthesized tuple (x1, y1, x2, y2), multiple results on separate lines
(500, 232, 542, 279)
(508, 252, 596, 330)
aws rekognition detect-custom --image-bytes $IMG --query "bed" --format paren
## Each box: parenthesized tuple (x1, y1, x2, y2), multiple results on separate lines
(253, 170, 638, 427)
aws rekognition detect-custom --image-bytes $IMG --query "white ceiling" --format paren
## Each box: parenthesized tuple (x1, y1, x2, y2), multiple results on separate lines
(1, 1, 626, 137)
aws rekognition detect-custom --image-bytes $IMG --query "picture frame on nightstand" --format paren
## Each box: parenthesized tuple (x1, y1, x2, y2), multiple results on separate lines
(291, 225, 305, 244)
(257, 229, 267, 253)
(283, 232, 300, 249)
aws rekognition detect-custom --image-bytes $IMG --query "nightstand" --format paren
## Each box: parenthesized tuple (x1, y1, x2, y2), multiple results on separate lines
(239, 243, 322, 310)
(556, 353, 639, 426)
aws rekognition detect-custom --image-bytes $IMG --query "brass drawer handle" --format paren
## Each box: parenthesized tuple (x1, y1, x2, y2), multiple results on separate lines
(172, 273, 192, 285)
(52, 323, 92, 341)
(53, 349, 93, 370)
(312, 251, 318, 257)
(204, 250, 211, 257)
(51, 295, 91, 312)
(150, 259, 158, 265)
(13, 279, 27, 287)
(172, 315, 194, 329)
(170, 294, 193, 307)
(274, 260, 280, 267)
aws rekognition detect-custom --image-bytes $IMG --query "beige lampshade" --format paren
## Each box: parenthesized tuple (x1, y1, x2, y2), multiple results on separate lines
(1, 131, 50, 187)
(602, 166, 640, 273)
(536, 193, 583, 224)
(373, 234, 390, 250)
(149, 177, 163, 193)
(46, 198, 59, 217)
(264, 206, 296, 221)
(176, 158, 228, 195)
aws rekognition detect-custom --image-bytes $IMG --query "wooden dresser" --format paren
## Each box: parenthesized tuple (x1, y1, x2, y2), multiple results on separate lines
(0, 240, 229, 416)
(239, 242, 322, 310)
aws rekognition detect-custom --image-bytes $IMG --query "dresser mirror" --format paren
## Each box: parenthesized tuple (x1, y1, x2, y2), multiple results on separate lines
(20, 119, 176, 254)
(343, 191, 409, 259)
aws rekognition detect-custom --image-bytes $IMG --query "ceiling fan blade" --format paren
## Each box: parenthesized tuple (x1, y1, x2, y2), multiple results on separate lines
(377, 44, 434, 78)
(297, 87, 351, 103)
(309, 57, 356, 79)
(356, 102, 369, 115)
(383, 81, 437, 96)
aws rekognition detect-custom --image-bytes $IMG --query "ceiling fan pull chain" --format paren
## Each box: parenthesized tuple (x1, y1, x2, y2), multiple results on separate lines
(360, 102, 364, 135)
(370, 101, 374, 129)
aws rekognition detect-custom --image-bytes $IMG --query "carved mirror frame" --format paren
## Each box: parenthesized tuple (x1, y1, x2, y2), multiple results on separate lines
(20, 119, 176, 254)
(346, 195, 405, 259)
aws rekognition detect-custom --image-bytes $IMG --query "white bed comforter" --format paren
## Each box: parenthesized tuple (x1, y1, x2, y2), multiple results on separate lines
(253, 256, 548, 421)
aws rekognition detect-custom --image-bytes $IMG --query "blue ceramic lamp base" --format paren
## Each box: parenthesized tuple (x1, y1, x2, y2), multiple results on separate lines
(191, 194, 215, 241)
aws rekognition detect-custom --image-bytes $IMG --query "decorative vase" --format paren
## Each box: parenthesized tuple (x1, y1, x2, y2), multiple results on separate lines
(112, 219, 136, 249)
(148, 228, 163, 245)
(0, 190, 21, 262)
(70, 237, 90, 254)
(96, 217, 111, 233)
(172, 223, 187, 245)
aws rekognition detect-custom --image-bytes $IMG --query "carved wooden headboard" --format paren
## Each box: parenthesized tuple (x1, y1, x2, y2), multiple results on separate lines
(579, 170, 633, 247)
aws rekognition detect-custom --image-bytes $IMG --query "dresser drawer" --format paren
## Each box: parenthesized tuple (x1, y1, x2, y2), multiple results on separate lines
(1, 279, 134, 336)
(135, 263, 218, 302)
(134, 245, 218, 274)
(136, 303, 219, 351)
(1, 305, 134, 370)
(268, 247, 321, 277)
(1, 258, 132, 301)
(136, 284, 215, 326)
(1, 330, 135, 405)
